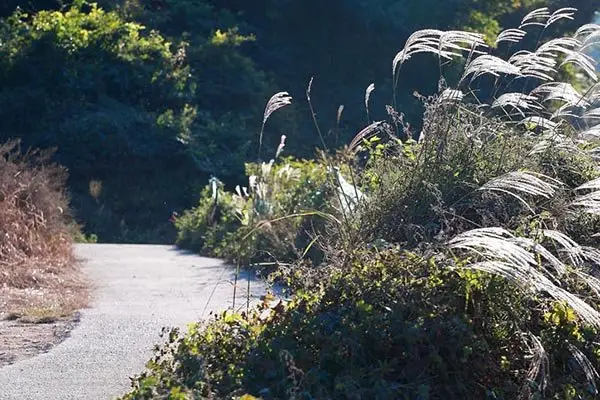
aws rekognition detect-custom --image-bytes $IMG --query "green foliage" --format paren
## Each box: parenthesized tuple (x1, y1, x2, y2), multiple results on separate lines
(122, 249, 600, 399)
(174, 182, 243, 259)
(356, 99, 600, 247)
(0, 1, 272, 242)
(0, 3, 193, 242)
(0, 0, 593, 241)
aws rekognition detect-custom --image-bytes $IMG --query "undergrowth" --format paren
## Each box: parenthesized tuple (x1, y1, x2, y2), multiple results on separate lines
(124, 250, 600, 399)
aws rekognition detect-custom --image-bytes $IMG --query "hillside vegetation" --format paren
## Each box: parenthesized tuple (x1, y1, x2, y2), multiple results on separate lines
(122, 7, 600, 400)
(0, 0, 596, 242)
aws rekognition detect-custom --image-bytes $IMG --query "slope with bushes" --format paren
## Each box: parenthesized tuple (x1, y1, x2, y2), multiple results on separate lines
(123, 7, 600, 400)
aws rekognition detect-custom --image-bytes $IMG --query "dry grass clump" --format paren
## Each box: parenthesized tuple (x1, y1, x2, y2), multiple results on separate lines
(0, 139, 87, 320)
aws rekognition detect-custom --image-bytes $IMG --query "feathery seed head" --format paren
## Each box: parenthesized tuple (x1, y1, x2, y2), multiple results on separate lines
(263, 92, 292, 125)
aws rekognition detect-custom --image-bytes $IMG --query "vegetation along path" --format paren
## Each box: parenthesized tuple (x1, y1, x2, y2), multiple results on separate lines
(0, 244, 267, 400)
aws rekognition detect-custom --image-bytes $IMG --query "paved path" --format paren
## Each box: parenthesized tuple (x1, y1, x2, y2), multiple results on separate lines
(0, 244, 267, 400)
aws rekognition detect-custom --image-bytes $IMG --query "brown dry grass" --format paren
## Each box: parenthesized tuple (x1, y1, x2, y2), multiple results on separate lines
(0, 140, 88, 321)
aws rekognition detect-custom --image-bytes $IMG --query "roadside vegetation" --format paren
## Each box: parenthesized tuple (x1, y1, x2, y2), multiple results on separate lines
(0, 140, 87, 321)
(122, 7, 600, 400)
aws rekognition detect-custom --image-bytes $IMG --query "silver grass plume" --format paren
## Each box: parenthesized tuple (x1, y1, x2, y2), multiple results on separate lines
(349, 121, 389, 152)
(496, 28, 527, 46)
(492, 93, 542, 116)
(447, 228, 600, 328)
(528, 135, 579, 156)
(259, 92, 292, 161)
(509, 50, 557, 81)
(560, 51, 598, 82)
(521, 333, 549, 396)
(536, 37, 580, 58)
(550, 103, 585, 121)
(534, 37, 598, 82)
(584, 108, 600, 121)
(585, 147, 600, 162)
(567, 344, 599, 395)
(439, 30, 486, 57)
(585, 83, 600, 104)
(365, 83, 375, 119)
(306, 77, 314, 101)
(275, 134, 286, 158)
(545, 7, 577, 27)
(579, 25, 600, 52)
(520, 8, 551, 29)
(393, 29, 444, 84)
(478, 171, 561, 212)
(337, 105, 345, 126)
(437, 88, 465, 104)
(537, 231, 600, 289)
(579, 124, 600, 140)
(512, 235, 567, 277)
(460, 55, 522, 84)
(263, 92, 292, 125)
(531, 82, 588, 106)
(393, 30, 484, 85)
(573, 177, 600, 215)
(575, 24, 600, 39)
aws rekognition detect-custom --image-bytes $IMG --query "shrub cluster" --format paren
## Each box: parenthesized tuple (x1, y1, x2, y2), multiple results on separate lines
(123, 249, 600, 399)
(173, 156, 330, 270)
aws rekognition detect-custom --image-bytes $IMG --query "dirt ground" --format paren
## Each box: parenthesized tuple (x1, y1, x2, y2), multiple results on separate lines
(0, 313, 80, 367)
(0, 282, 88, 368)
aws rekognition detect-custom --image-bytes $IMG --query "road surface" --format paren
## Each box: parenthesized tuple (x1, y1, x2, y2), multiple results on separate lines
(0, 244, 267, 400)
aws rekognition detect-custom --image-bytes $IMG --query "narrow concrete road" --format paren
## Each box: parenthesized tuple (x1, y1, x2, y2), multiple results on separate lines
(0, 244, 267, 400)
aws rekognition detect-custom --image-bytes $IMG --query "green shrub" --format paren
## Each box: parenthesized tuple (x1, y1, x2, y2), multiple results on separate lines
(174, 157, 330, 268)
(123, 249, 600, 399)
(0, 1, 275, 242)
(174, 181, 244, 259)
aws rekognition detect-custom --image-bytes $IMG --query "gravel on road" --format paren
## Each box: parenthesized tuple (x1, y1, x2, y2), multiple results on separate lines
(0, 244, 267, 400)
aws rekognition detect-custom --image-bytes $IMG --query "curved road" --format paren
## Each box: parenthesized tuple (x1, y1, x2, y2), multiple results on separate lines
(0, 244, 267, 400)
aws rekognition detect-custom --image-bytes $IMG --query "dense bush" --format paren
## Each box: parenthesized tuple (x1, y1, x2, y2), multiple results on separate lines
(1, 1, 594, 242)
(123, 249, 600, 399)
(0, 1, 273, 242)
(355, 100, 600, 247)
